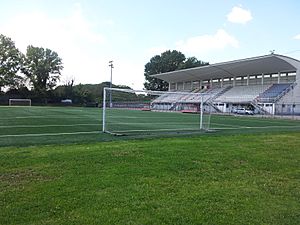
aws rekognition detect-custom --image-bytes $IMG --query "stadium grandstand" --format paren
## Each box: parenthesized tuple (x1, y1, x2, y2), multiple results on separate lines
(151, 54, 300, 115)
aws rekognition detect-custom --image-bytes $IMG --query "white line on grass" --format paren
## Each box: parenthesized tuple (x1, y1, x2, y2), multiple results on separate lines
(112, 125, 300, 133)
(210, 123, 246, 128)
(0, 116, 99, 120)
(107, 122, 198, 125)
(106, 115, 195, 119)
(218, 115, 297, 125)
(1, 125, 299, 138)
(0, 124, 100, 129)
(213, 125, 300, 130)
(111, 128, 202, 133)
(0, 131, 101, 138)
(109, 124, 300, 133)
(0, 106, 86, 112)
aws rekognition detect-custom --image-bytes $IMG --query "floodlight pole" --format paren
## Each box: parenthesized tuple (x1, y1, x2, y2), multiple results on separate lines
(109, 60, 114, 108)
(102, 88, 106, 132)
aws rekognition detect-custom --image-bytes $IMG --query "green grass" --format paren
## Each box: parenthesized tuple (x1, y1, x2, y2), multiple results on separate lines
(1, 106, 300, 147)
(1, 133, 299, 224)
(1, 106, 300, 224)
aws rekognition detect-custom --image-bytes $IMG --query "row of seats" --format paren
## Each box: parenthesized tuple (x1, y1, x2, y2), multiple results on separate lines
(152, 86, 228, 104)
(152, 93, 183, 103)
(152, 83, 294, 107)
(214, 85, 270, 103)
(257, 83, 292, 100)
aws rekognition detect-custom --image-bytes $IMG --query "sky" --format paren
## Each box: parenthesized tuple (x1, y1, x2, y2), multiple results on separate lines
(0, 0, 300, 89)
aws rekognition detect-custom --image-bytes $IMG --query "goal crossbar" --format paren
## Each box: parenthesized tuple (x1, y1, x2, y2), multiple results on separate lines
(9, 99, 32, 106)
(103, 87, 210, 96)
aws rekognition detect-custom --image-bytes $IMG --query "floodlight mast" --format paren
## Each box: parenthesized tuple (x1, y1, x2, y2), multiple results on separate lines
(102, 87, 106, 132)
(109, 60, 114, 108)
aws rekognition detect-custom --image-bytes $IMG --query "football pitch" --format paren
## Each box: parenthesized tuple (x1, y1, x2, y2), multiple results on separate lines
(1, 106, 300, 224)
(1, 106, 300, 146)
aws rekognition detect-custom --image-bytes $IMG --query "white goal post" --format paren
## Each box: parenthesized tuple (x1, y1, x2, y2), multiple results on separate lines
(102, 87, 211, 134)
(9, 99, 32, 106)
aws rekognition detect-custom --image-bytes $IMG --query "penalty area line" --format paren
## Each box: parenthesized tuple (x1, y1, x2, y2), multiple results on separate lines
(0, 131, 101, 138)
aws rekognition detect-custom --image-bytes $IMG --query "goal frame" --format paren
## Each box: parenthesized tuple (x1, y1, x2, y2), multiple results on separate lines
(9, 99, 32, 106)
(102, 87, 208, 133)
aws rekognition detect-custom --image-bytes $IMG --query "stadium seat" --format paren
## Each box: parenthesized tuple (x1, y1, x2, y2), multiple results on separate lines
(215, 85, 270, 103)
(257, 83, 292, 102)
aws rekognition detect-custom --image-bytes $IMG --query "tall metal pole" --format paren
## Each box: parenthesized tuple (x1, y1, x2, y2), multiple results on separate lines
(102, 88, 106, 132)
(109, 60, 114, 108)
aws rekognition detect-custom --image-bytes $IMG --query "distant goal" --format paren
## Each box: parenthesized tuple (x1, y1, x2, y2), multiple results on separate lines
(9, 99, 32, 106)
(102, 87, 212, 135)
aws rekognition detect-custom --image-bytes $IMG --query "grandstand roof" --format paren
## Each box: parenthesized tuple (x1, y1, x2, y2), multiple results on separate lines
(152, 54, 300, 83)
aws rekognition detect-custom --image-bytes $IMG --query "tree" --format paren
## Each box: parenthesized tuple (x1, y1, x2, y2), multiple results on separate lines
(144, 50, 185, 91)
(22, 46, 63, 96)
(73, 83, 94, 104)
(178, 56, 209, 70)
(144, 50, 209, 91)
(63, 76, 75, 99)
(0, 34, 23, 91)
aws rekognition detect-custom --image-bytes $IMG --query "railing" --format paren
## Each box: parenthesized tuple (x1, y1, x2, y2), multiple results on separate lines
(257, 83, 296, 103)
(251, 100, 269, 115)
(274, 82, 297, 102)
(208, 86, 232, 102)
(206, 101, 223, 113)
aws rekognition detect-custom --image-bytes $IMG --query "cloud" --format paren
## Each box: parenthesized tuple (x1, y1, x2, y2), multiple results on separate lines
(294, 34, 300, 40)
(146, 46, 169, 57)
(0, 3, 110, 86)
(0, 4, 105, 52)
(227, 6, 253, 24)
(113, 58, 145, 90)
(175, 29, 239, 55)
(65, 3, 106, 44)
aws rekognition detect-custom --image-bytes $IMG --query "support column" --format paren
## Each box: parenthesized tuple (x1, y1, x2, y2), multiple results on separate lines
(233, 77, 236, 86)
(247, 75, 249, 86)
(261, 73, 264, 85)
(278, 72, 281, 84)
(221, 78, 224, 87)
(168, 82, 171, 91)
(175, 82, 178, 91)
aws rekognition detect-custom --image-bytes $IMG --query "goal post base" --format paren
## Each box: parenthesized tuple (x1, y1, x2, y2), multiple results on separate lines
(103, 130, 127, 136)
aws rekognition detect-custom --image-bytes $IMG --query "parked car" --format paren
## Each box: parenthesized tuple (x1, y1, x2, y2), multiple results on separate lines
(234, 108, 254, 115)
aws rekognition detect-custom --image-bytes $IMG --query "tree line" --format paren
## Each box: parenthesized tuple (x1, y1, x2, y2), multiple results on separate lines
(1, 33, 208, 105)
(0, 34, 63, 96)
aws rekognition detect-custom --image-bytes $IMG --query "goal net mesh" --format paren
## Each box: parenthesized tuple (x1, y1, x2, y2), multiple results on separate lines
(102, 88, 212, 135)
(9, 99, 31, 106)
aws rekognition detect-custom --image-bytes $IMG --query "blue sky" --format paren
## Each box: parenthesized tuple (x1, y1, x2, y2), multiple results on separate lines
(1, 0, 300, 89)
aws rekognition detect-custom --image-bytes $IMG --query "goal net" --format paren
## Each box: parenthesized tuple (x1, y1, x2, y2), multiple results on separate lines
(102, 87, 212, 135)
(9, 99, 31, 106)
